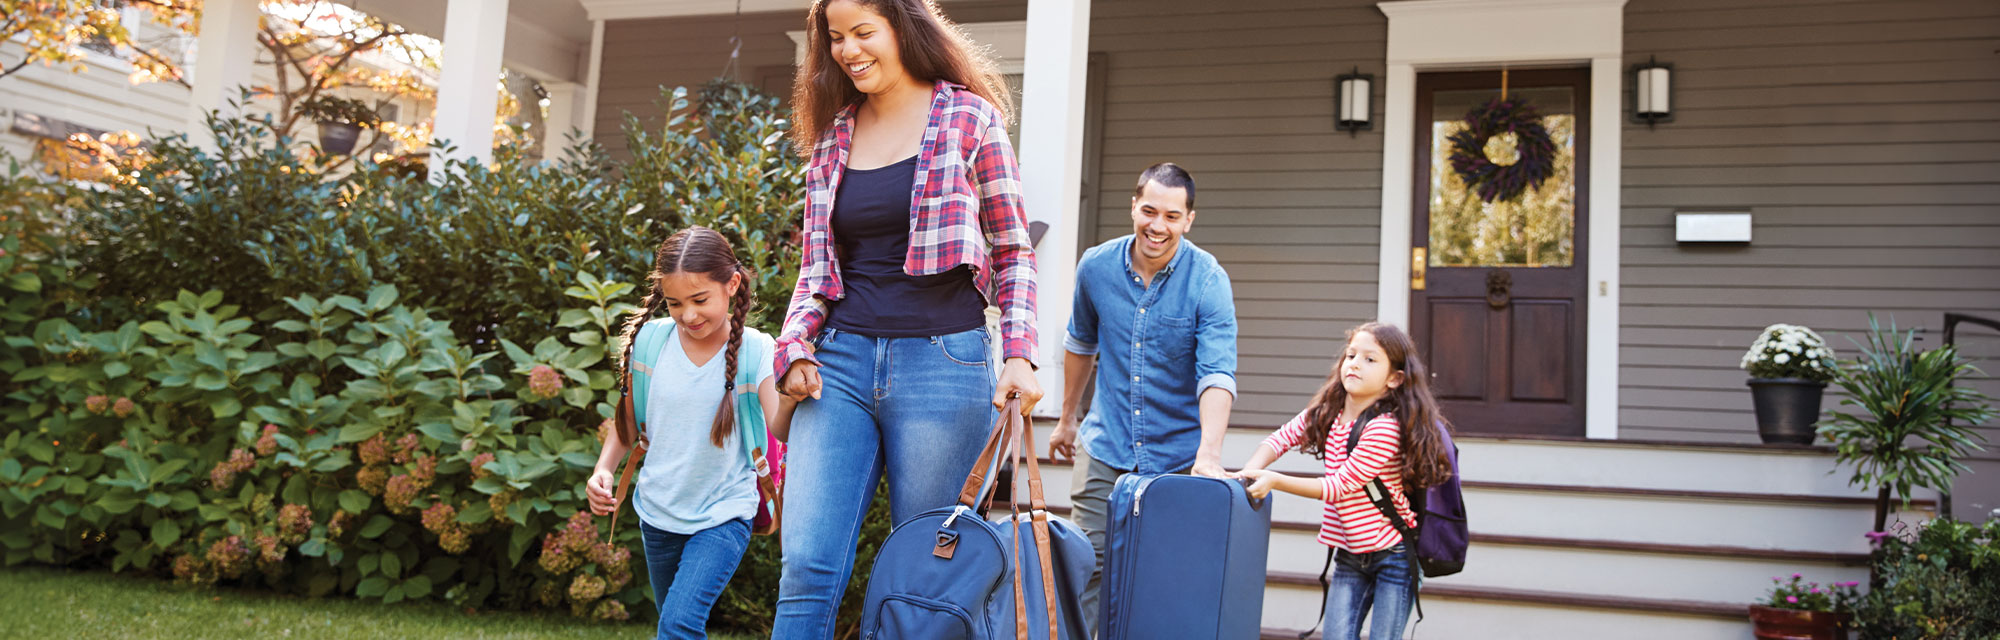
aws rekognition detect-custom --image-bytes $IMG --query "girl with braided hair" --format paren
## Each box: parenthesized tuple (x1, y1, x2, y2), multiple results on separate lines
(584, 226, 794, 639)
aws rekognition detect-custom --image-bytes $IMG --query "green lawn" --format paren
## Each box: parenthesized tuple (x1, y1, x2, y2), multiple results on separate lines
(0, 565, 753, 639)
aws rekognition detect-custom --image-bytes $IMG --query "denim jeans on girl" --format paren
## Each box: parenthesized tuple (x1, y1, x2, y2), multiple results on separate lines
(642, 518, 751, 640)
(1323, 544, 1417, 640)
(769, 327, 998, 638)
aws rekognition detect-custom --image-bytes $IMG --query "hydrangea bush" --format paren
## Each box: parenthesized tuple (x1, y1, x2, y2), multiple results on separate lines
(0, 80, 877, 632)
(1741, 324, 1837, 382)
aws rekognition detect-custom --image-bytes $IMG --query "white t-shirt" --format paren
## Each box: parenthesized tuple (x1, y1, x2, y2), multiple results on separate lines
(631, 326, 776, 534)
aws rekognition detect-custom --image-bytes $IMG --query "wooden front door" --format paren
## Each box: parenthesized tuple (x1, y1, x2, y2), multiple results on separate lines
(1411, 68, 1589, 437)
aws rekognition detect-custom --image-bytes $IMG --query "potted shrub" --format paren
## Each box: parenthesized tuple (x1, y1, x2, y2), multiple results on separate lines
(1818, 315, 1995, 533)
(1750, 574, 1859, 640)
(1741, 323, 1838, 444)
(297, 95, 381, 156)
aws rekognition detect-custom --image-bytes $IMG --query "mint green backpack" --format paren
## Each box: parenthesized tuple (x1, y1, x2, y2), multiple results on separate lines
(611, 318, 783, 535)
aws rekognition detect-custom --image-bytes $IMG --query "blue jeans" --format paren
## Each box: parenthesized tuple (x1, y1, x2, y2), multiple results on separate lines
(770, 327, 998, 639)
(1324, 545, 1417, 640)
(642, 518, 751, 640)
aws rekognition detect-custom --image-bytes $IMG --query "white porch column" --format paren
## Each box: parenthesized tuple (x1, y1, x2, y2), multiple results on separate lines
(580, 19, 606, 143)
(540, 82, 585, 159)
(184, 0, 260, 143)
(1017, 0, 1091, 417)
(429, 0, 511, 173)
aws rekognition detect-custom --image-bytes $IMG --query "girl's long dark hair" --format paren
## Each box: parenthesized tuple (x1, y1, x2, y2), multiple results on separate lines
(618, 227, 755, 448)
(1296, 323, 1455, 490)
(791, 0, 1013, 154)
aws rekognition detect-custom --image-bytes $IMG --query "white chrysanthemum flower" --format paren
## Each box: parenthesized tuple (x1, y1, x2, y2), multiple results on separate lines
(1774, 353, 1791, 364)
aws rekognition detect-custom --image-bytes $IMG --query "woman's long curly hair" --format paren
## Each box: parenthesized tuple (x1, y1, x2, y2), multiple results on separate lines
(618, 227, 754, 448)
(790, 0, 1013, 154)
(1296, 323, 1456, 490)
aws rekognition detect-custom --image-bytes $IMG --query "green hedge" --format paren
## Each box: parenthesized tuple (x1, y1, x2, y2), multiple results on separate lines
(1, 80, 886, 634)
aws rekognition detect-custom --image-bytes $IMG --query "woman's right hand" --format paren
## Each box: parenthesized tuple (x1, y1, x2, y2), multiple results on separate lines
(781, 361, 822, 401)
(585, 469, 617, 516)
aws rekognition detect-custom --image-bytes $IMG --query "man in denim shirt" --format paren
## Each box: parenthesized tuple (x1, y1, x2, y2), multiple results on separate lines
(1050, 162, 1238, 631)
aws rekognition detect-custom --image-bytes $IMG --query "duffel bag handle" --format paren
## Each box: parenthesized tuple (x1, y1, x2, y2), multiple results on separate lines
(956, 396, 1024, 511)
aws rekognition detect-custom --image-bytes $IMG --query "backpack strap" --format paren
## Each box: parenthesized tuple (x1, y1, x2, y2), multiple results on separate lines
(607, 319, 674, 540)
(1341, 407, 1420, 542)
(734, 333, 783, 535)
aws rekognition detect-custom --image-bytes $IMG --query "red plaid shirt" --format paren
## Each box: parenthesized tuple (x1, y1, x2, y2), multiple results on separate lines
(775, 80, 1039, 374)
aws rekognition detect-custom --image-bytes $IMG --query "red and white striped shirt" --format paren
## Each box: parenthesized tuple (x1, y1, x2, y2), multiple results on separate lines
(1263, 408, 1418, 553)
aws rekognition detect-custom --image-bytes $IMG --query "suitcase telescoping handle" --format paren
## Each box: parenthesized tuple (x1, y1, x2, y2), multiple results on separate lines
(1234, 476, 1266, 512)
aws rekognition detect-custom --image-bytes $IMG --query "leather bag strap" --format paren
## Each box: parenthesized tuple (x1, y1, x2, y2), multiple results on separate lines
(608, 393, 648, 542)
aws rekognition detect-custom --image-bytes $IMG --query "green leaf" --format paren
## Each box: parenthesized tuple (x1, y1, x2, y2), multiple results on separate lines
(355, 576, 389, 598)
(151, 518, 181, 547)
(339, 423, 384, 443)
(6, 272, 42, 293)
(416, 422, 459, 443)
(365, 284, 398, 311)
(359, 514, 394, 539)
(382, 583, 406, 604)
(339, 490, 371, 514)
(97, 492, 143, 515)
(380, 550, 403, 578)
(298, 538, 325, 558)
(207, 395, 242, 418)
(102, 361, 131, 378)
(455, 501, 493, 524)
(402, 575, 433, 598)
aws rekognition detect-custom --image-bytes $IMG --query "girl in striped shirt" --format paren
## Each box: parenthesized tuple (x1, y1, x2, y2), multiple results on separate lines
(1236, 322, 1455, 640)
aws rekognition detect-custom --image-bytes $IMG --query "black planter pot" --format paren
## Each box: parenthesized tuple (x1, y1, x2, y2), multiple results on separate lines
(318, 121, 362, 156)
(1748, 377, 1826, 445)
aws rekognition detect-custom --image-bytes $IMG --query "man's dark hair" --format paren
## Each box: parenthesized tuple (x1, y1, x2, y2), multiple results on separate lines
(1134, 162, 1195, 210)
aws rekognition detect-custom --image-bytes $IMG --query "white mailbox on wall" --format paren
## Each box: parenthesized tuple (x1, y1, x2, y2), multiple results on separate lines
(1675, 211, 1753, 244)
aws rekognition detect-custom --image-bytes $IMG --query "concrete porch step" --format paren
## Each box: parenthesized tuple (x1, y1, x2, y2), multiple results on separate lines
(1029, 422, 1919, 500)
(1022, 457, 1926, 554)
(1260, 577, 1754, 640)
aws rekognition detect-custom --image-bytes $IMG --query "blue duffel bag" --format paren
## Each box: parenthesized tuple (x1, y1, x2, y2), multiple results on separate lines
(860, 397, 1093, 639)
(1099, 474, 1273, 640)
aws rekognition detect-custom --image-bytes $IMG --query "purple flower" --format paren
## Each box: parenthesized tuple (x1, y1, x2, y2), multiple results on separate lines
(1792, 573, 1802, 580)
(1786, 596, 1799, 604)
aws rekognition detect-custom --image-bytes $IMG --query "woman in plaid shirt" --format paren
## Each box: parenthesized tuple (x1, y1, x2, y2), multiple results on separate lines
(770, 0, 1043, 635)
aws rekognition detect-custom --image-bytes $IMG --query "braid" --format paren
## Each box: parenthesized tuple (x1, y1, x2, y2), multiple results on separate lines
(621, 238, 678, 394)
(708, 265, 755, 448)
(620, 281, 666, 393)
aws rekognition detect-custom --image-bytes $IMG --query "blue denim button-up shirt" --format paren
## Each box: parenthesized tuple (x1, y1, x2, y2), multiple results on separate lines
(1064, 235, 1237, 473)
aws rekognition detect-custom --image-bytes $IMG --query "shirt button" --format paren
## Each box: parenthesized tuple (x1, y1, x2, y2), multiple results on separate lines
(1133, 342, 1141, 348)
(1132, 375, 1140, 382)
(1139, 308, 1147, 314)
(1133, 409, 1141, 416)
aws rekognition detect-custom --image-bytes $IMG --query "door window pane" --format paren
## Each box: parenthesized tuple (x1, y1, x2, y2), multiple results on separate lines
(1428, 86, 1576, 268)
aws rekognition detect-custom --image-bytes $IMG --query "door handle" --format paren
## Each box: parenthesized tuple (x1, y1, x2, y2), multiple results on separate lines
(1411, 247, 1427, 291)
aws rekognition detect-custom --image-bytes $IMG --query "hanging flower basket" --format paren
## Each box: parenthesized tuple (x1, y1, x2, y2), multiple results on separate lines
(317, 121, 363, 156)
(1447, 97, 1557, 203)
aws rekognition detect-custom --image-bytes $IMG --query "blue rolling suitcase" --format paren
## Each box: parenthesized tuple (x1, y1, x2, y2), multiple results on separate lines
(1098, 474, 1273, 640)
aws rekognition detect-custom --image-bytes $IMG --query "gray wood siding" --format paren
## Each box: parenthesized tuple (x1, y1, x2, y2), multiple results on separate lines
(594, 2, 1026, 159)
(1618, 0, 2000, 455)
(593, 1, 2000, 484)
(1088, 0, 1387, 426)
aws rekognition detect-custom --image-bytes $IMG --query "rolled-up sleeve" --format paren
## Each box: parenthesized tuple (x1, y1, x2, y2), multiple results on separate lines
(1064, 259, 1099, 356)
(1194, 269, 1238, 398)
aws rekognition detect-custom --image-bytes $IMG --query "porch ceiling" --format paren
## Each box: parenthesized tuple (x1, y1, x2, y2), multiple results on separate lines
(576, 0, 986, 21)
(330, 0, 593, 84)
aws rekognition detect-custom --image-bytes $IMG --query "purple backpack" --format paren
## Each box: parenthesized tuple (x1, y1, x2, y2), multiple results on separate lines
(1342, 410, 1468, 578)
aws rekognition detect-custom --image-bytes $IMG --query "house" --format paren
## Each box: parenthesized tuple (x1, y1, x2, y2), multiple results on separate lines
(574, 2, 2000, 637)
(20, 0, 2000, 636)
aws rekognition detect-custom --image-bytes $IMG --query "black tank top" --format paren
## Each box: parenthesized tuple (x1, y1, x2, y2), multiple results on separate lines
(826, 156, 987, 337)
